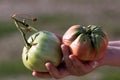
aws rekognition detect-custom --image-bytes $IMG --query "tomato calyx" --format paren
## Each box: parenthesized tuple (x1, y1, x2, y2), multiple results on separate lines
(79, 25, 105, 51)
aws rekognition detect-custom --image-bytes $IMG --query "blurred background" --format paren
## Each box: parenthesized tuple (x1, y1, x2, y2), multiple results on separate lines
(0, 0, 120, 80)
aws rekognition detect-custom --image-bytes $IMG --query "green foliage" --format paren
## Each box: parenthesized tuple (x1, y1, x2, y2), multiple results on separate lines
(0, 22, 16, 37)
(97, 66, 120, 80)
(34, 14, 84, 34)
(102, 73, 120, 80)
(0, 60, 31, 77)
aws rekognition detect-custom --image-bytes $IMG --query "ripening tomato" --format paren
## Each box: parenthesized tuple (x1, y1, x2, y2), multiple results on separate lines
(22, 31, 62, 72)
(63, 25, 108, 61)
(12, 14, 63, 72)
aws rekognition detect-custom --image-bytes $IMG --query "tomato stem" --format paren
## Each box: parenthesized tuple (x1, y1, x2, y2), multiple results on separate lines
(11, 14, 38, 50)
(86, 25, 96, 49)
(86, 25, 92, 35)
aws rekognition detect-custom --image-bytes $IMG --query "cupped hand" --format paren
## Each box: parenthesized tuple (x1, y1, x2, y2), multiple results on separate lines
(61, 44, 99, 76)
(32, 60, 70, 79)
(32, 44, 100, 79)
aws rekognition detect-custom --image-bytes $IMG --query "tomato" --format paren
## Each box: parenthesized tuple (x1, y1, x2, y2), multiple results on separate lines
(63, 25, 108, 61)
(12, 14, 63, 72)
(22, 31, 62, 72)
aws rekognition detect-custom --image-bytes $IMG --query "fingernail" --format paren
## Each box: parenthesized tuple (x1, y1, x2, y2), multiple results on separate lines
(61, 44, 65, 48)
(69, 55, 77, 61)
(69, 55, 74, 59)
(45, 62, 51, 68)
(92, 61, 99, 68)
(32, 71, 36, 76)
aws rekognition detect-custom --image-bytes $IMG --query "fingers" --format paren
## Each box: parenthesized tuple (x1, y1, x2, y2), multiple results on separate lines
(61, 44, 82, 75)
(32, 71, 52, 78)
(33, 44, 100, 79)
(88, 61, 99, 68)
(69, 55, 85, 70)
(55, 34, 62, 43)
(32, 62, 63, 79)
(61, 44, 99, 76)
(45, 62, 69, 79)
(69, 54, 89, 75)
(61, 44, 75, 73)
(33, 61, 69, 79)
(32, 62, 60, 79)
(70, 55, 99, 69)
(45, 62, 61, 79)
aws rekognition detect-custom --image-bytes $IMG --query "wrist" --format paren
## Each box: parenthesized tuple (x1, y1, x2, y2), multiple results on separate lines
(98, 46, 120, 67)
(97, 46, 112, 67)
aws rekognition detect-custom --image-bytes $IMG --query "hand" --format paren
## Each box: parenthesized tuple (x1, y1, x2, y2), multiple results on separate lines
(32, 61, 70, 79)
(61, 44, 100, 76)
(32, 44, 100, 79)
(32, 35, 70, 79)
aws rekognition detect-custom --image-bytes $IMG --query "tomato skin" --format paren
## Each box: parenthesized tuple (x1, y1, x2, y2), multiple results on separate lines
(63, 25, 81, 45)
(22, 31, 62, 72)
(63, 25, 108, 61)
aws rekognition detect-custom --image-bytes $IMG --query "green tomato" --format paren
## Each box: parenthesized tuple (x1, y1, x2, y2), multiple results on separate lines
(22, 31, 62, 72)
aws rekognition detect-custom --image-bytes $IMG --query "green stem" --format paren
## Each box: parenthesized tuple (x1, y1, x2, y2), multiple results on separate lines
(12, 18, 31, 50)
(86, 25, 95, 49)
(86, 26, 91, 35)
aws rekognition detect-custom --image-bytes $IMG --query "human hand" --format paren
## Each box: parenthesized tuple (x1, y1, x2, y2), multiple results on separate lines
(32, 35, 70, 79)
(32, 44, 100, 79)
(61, 44, 100, 76)
(32, 61, 70, 79)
